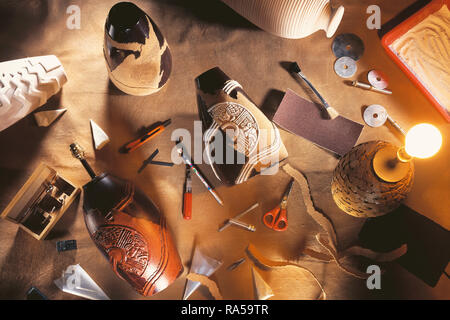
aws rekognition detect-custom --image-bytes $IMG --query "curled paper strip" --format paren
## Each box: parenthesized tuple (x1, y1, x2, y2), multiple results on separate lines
(282, 163, 407, 279)
(186, 273, 223, 300)
(246, 244, 326, 300)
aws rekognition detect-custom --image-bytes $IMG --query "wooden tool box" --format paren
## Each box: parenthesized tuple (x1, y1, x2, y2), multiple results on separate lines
(1, 163, 80, 240)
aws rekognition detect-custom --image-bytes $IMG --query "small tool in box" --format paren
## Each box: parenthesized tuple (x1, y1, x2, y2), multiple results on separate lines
(1, 163, 80, 240)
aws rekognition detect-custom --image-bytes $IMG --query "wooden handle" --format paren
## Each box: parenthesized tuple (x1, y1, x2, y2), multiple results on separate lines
(183, 192, 192, 220)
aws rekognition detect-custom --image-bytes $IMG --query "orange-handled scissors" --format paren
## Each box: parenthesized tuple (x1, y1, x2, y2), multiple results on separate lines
(263, 179, 294, 232)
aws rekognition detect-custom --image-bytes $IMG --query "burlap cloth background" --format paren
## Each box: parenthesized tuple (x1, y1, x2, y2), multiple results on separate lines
(0, 0, 448, 299)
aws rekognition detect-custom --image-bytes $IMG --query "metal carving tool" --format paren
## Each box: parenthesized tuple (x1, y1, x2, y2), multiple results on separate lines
(176, 142, 223, 206)
(228, 219, 256, 232)
(364, 104, 406, 136)
(350, 81, 392, 95)
(138, 149, 174, 173)
(218, 203, 259, 232)
(227, 258, 246, 271)
(290, 62, 339, 119)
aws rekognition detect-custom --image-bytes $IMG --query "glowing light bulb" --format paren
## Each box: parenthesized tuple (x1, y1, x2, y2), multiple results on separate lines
(405, 123, 442, 159)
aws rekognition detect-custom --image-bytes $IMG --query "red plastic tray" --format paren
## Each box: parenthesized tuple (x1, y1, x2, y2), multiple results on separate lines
(382, 0, 450, 123)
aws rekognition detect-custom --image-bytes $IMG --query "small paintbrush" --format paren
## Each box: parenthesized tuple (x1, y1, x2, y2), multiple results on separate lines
(290, 62, 339, 120)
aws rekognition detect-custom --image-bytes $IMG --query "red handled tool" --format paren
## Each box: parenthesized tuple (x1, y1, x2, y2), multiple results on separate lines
(263, 179, 294, 232)
(182, 165, 192, 220)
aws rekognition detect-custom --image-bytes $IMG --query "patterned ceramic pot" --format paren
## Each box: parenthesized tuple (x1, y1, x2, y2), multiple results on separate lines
(104, 2, 172, 96)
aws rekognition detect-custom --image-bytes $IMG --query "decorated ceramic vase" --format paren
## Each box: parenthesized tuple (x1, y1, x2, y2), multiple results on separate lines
(196, 67, 288, 186)
(104, 2, 172, 96)
(70, 143, 183, 296)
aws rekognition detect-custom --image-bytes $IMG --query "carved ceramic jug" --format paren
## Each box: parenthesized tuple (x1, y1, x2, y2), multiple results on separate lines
(196, 67, 288, 186)
(70, 143, 183, 296)
(104, 2, 172, 96)
(222, 0, 345, 39)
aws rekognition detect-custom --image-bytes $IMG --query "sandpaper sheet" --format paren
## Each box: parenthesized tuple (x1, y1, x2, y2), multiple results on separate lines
(273, 89, 364, 156)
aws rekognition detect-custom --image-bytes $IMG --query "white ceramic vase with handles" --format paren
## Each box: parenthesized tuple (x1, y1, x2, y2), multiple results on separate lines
(222, 0, 345, 39)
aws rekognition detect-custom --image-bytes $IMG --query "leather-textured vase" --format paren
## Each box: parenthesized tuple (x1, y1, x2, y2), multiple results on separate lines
(70, 142, 183, 297)
(82, 173, 183, 296)
(222, 0, 345, 39)
(196, 67, 288, 186)
(104, 2, 172, 96)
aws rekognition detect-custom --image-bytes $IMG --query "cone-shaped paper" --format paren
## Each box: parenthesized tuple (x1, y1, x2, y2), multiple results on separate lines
(252, 267, 274, 300)
(90, 119, 110, 150)
(54, 264, 110, 300)
(183, 247, 222, 300)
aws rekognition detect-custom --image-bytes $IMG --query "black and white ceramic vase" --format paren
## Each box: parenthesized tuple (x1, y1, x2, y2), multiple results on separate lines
(104, 2, 172, 96)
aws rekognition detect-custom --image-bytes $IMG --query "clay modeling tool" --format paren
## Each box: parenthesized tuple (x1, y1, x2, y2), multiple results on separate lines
(227, 258, 246, 271)
(368, 70, 389, 89)
(176, 143, 224, 206)
(349, 81, 392, 95)
(273, 89, 363, 156)
(218, 203, 259, 232)
(334, 57, 357, 78)
(122, 119, 171, 153)
(332, 33, 365, 60)
(90, 119, 110, 150)
(363, 104, 406, 135)
(138, 149, 174, 173)
(290, 62, 339, 119)
(183, 247, 223, 300)
(182, 164, 192, 220)
(228, 219, 256, 232)
(263, 179, 294, 232)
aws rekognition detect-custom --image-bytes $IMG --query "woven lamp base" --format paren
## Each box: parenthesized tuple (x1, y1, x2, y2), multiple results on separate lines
(331, 141, 414, 218)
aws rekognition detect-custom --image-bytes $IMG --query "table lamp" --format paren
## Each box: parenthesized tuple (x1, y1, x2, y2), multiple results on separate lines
(331, 123, 442, 218)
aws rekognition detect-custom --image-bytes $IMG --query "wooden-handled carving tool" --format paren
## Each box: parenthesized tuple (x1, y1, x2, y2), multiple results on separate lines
(290, 62, 339, 119)
(182, 165, 192, 220)
(122, 119, 171, 153)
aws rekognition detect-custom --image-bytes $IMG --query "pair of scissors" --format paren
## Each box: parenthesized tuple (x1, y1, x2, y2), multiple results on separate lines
(263, 179, 294, 232)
